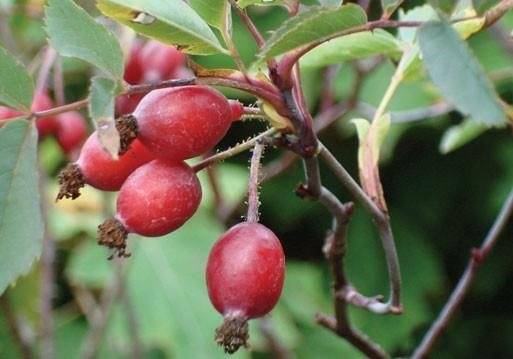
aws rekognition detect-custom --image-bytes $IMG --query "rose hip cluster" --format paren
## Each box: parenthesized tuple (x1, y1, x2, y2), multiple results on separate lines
(0, 90, 87, 155)
(57, 40, 244, 258)
(56, 39, 285, 353)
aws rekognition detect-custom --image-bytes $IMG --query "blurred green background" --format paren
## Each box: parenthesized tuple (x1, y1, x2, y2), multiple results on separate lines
(1, 0, 513, 358)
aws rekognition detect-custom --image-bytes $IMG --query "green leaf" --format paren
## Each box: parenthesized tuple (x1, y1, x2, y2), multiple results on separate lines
(0, 120, 43, 294)
(0, 46, 34, 111)
(353, 113, 391, 168)
(237, 0, 293, 9)
(398, 5, 437, 45)
(188, 0, 229, 30)
(88, 77, 120, 158)
(67, 240, 114, 288)
(258, 4, 367, 61)
(45, 0, 124, 79)
(300, 29, 401, 72)
(353, 118, 370, 169)
(418, 17, 506, 127)
(381, 0, 404, 18)
(97, 0, 227, 55)
(439, 118, 488, 154)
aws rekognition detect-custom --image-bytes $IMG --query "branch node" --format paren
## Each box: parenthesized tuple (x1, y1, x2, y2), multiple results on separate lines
(471, 247, 485, 267)
(295, 183, 316, 200)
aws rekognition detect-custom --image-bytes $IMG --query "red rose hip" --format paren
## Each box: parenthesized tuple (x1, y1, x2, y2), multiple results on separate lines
(206, 222, 285, 353)
(140, 40, 186, 82)
(131, 86, 234, 160)
(97, 160, 202, 258)
(55, 111, 88, 153)
(56, 132, 154, 200)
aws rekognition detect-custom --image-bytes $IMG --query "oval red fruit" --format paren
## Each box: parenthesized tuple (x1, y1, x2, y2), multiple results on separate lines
(116, 160, 202, 237)
(124, 41, 144, 85)
(77, 133, 154, 191)
(206, 222, 285, 319)
(55, 111, 88, 153)
(133, 86, 233, 160)
(140, 40, 186, 82)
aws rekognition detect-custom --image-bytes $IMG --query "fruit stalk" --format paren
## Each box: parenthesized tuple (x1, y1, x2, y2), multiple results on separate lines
(247, 142, 264, 223)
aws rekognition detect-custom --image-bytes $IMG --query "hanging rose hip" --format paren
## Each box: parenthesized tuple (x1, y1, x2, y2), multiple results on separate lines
(206, 222, 285, 354)
(97, 159, 202, 258)
(119, 86, 242, 160)
(56, 132, 154, 200)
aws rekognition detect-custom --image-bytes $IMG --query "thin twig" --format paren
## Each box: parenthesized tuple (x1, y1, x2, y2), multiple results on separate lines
(192, 128, 276, 172)
(484, 0, 513, 28)
(53, 57, 65, 107)
(219, 101, 350, 225)
(121, 288, 142, 359)
(246, 142, 265, 223)
(243, 106, 263, 116)
(319, 143, 384, 222)
(283, 60, 391, 353)
(228, 0, 265, 48)
(0, 295, 33, 359)
(411, 185, 513, 359)
(36, 48, 57, 95)
(227, 0, 279, 75)
(72, 285, 98, 323)
(292, 65, 314, 130)
(80, 260, 126, 359)
(277, 15, 481, 74)
(33, 100, 88, 119)
(0, 76, 285, 124)
(314, 188, 390, 359)
(221, 24, 248, 75)
(39, 163, 55, 359)
(40, 231, 55, 359)
(319, 143, 402, 313)
(129, 77, 284, 112)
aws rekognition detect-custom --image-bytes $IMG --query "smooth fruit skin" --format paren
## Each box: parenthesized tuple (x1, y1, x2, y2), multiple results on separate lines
(77, 133, 154, 191)
(115, 93, 145, 116)
(55, 111, 88, 153)
(124, 41, 144, 85)
(116, 160, 201, 237)
(133, 86, 233, 160)
(140, 40, 185, 82)
(206, 222, 285, 319)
